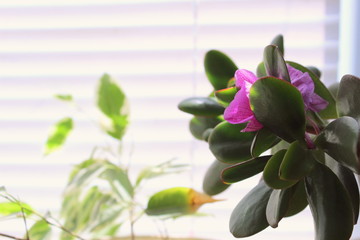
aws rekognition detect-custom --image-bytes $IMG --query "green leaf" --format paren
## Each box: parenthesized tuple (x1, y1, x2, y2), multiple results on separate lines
(280, 140, 317, 181)
(250, 77, 306, 143)
(266, 187, 293, 228)
(189, 116, 223, 140)
(214, 87, 238, 105)
(229, 180, 272, 237)
(325, 155, 360, 224)
(202, 160, 231, 196)
(337, 74, 360, 123)
(263, 45, 290, 82)
(100, 163, 134, 199)
(204, 50, 238, 90)
(44, 117, 73, 155)
(54, 94, 73, 102)
(136, 159, 188, 187)
(287, 61, 337, 119)
(263, 150, 298, 189)
(209, 122, 256, 163)
(97, 73, 129, 140)
(251, 127, 281, 157)
(284, 180, 308, 217)
(315, 116, 360, 174)
(256, 62, 267, 78)
(0, 202, 33, 216)
(270, 34, 284, 56)
(307, 66, 321, 78)
(146, 187, 217, 216)
(28, 220, 52, 240)
(305, 163, 354, 240)
(178, 97, 224, 117)
(221, 156, 271, 184)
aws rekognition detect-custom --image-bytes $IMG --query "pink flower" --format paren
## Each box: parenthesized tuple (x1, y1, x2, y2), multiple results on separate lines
(224, 65, 328, 132)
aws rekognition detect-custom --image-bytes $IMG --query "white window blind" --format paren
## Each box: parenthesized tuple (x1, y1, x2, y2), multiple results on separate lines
(0, 0, 343, 239)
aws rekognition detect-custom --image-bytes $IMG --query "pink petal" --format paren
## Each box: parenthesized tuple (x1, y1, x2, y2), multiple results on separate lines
(235, 69, 258, 89)
(241, 116, 263, 132)
(308, 93, 328, 112)
(224, 88, 253, 124)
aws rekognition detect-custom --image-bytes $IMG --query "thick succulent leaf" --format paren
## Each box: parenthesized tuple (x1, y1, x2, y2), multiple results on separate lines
(178, 97, 224, 117)
(97, 73, 129, 140)
(44, 117, 73, 155)
(203, 160, 231, 196)
(209, 122, 256, 163)
(146, 187, 217, 216)
(251, 127, 281, 157)
(28, 220, 52, 240)
(263, 45, 290, 82)
(271, 140, 290, 154)
(337, 74, 360, 123)
(307, 66, 321, 78)
(256, 62, 267, 78)
(280, 140, 316, 181)
(305, 163, 354, 240)
(221, 156, 271, 184)
(315, 116, 360, 174)
(204, 50, 238, 90)
(214, 87, 238, 105)
(284, 180, 308, 217)
(263, 150, 298, 189)
(189, 116, 223, 140)
(229, 180, 272, 237)
(250, 77, 306, 143)
(270, 34, 284, 56)
(287, 61, 337, 119)
(266, 188, 293, 228)
(325, 155, 360, 224)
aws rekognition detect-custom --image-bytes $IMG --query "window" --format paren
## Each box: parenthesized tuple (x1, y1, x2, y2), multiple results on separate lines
(0, 0, 341, 239)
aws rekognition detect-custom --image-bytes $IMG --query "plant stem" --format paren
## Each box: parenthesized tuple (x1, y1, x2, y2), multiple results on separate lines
(0, 233, 27, 240)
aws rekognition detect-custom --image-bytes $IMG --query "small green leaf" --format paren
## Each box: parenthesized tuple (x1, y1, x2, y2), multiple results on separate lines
(280, 141, 317, 181)
(189, 116, 223, 141)
(251, 127, 281, 157)
(256, 62, 267, 78)
(214, 87, 238, 105)
(178, 97, 224, 117)
(0, 202, 33, 216)
(97, 73, 129, 140)
(209, 122, 256, 163)
(28, 220, 52, 240)
(54, 94, 73, 102)
(270, 34, 284, 56)
(250, 77, 306, 143)
(202, 160, 231, 196)
(44, 117, 73, 155)
(337, 74, 360, 123)
(263, 45, 290, 82)
(222, 156, 271, 184)
(204, 50, 238, 90)
(307, 66, 321, 78)
(315, 116, 360, 174)
(263, 150, 298, 189)
(287, 61, 337, 119)
(146, 187, 217, 216)
(266, 187, 293, 228)
(229, 180, 272, 237)
(305, 163, 354, 240)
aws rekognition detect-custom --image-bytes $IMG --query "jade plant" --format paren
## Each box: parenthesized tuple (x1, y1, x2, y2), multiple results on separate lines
(178, 35, 360, 240)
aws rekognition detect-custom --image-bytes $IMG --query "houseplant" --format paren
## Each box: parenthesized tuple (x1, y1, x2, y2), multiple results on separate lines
(0, 74, 217, 240)
(178, 35, 360, 240)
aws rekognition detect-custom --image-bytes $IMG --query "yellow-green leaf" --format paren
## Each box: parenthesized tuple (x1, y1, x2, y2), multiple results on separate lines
(44, 117, 73, 155)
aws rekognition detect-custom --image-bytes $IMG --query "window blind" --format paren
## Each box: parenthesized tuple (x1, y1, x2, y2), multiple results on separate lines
(0, 0, 341, 239)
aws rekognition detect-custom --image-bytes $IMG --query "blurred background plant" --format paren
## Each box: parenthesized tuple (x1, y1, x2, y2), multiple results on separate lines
(0, 74, 217, 240)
